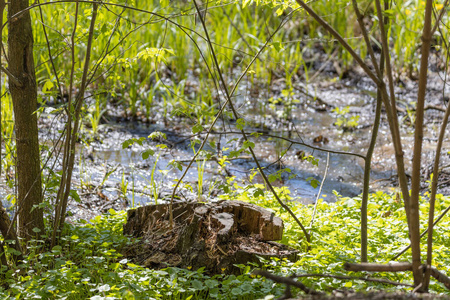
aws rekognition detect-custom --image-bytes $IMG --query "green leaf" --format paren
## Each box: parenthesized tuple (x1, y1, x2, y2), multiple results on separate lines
(253, 188, 264, 197)
(236, 118, 245, 130)
(307, 177, 320, 189)
(70, 189, 81, 203)
(191, 279, 204, 290)
(51, 245, 62, 253)
(243, 140, 255, 149)
(149, 131, 166, 140)
(136, 47, 174, 62)
(205, 279, 219, 289)
(7, 248, 22, 256)
(169, 160, 183, 171)
(122, 140, 130, 149)
(142, 149, 155, 160)
(231, 287, 242, 295)
(271, 41, 285, 52)
(42, 80, 54, 93)
(192, 123, 204, 134)
(240, 283, 253, 293)
(382, 9, 395, 19)
(228, 150, 240, 159)
(268, 174, 277, 183)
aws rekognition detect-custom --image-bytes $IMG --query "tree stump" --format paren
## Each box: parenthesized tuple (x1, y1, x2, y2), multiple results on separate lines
(122, 200, 298, 274)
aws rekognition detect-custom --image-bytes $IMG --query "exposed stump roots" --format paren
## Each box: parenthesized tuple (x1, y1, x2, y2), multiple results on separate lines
(122, 200, 298, 274)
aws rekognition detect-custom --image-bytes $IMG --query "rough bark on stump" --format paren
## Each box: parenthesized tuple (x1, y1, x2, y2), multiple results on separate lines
(123, 201, 297, 274)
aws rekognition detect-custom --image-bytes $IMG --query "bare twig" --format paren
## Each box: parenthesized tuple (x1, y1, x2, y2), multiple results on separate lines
(431, 0, 449, 36)
(0, 0, 7, 268)
(409, 0, 434, 287)
(294, 273, 414, 287)
(52, 1, 99, 246)
(293, 0, 379, 84)
(253, 270, 324, 295)
(51, 0, 80, 247)
(424, 105, 446, 112)
(0, 66, 21, 87)
(205, 131, 366, 160)
(344, 262, 412, 272)
(309, 152, 330, 232)
(423, 63, 450, 292)
(429, 266, 450, 290)
(354, 0, 387, 260)
(37, 0, 62, 96)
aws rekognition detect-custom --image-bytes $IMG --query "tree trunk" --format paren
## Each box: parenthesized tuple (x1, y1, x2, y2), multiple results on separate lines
(8, 0, 44, 241)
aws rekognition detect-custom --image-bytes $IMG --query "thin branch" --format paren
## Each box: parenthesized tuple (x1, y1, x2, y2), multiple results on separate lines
(204, 131, 366, 160)
(0, 66, 22, 87)
(59, 2, 99, 229)
(373, 0, 411, 222)
(344, 262, 412, 272)
(294, 273, 414, 287)
(429, 266, 450, 290)
(424, 81, 450, 290)
(37, 0, 63, 96)
(409, 0, 434, 288)
(293, 0, 379, 85)
(391, 204, 450, 261)
(351, 0, 381, 78)
(253, 270, 324, 295)
(356, 0, 387, 260)
(51, 0, 81, 247)
(431, 0, 449, 36)
(309, 152, 330, 231)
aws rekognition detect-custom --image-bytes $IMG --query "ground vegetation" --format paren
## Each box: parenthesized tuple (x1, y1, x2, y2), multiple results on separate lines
(1, 0, 450, 299)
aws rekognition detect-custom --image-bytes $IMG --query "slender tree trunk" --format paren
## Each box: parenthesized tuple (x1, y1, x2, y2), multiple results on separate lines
(409, 0, 434, 288)
(8, 0, 44, 241)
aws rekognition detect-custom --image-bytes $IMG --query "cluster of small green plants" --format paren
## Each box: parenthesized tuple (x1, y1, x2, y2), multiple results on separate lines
(2, 187, 450, 299)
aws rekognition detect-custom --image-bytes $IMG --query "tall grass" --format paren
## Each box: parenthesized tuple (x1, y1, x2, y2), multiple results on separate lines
(0, 0, 441, 195)
(28, 0, 445, 125)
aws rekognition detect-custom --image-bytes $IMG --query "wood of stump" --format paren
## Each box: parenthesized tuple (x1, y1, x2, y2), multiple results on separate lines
(122, 200, 298, 274)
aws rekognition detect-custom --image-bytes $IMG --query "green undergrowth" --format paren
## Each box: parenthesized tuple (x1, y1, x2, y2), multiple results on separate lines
(2, 189, 450, 298)
(239, 186, 450, 294)
(29, 0, 450, 126)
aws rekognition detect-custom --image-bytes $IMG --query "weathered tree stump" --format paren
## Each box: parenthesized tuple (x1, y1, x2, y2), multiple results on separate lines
(122, 200, 298, 274)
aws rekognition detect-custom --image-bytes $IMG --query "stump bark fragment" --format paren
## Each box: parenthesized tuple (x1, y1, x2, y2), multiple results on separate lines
(122, 200, 298, 274)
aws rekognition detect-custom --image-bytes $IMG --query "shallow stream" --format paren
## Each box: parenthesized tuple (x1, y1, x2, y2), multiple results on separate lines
(4, 70, 450, 221)
(59, 71, 450, 220)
